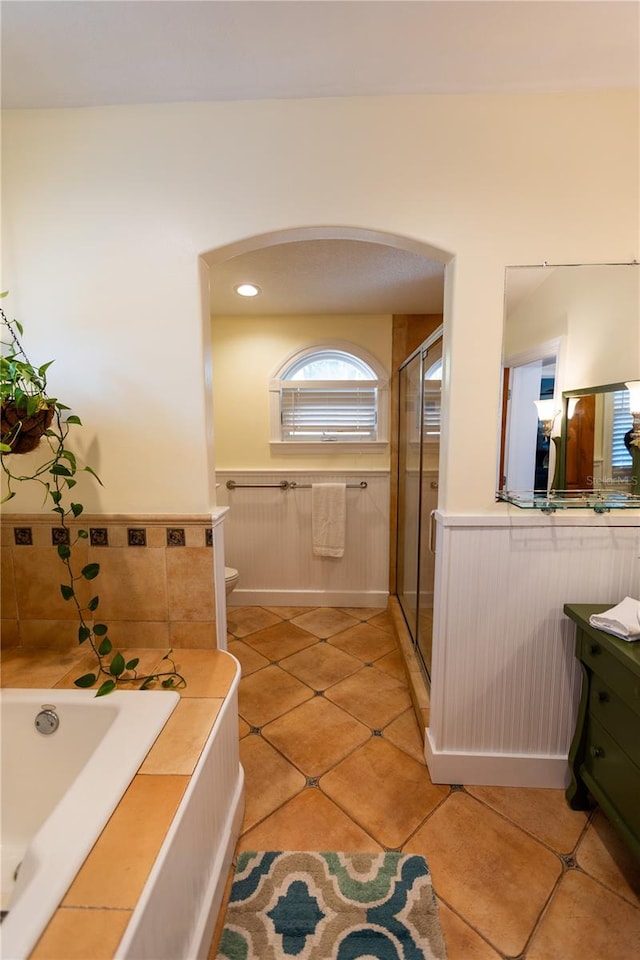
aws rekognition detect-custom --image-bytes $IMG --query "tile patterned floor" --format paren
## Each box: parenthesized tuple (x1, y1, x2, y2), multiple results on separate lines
(213, 605, 640, 960)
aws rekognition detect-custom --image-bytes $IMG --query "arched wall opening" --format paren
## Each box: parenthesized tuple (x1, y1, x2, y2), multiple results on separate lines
(199, 225, 452, 697)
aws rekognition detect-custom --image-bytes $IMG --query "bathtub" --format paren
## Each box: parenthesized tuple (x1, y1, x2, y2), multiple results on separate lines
(0, 688, 179, 960)
(1, 662, 243, 960)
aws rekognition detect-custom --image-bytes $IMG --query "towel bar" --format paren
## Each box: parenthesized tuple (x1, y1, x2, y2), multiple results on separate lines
(225, 480, 367, 490)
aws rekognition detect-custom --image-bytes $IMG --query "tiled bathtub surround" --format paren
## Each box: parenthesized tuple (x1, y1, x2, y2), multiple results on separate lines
(0, 645, 238, 960)
(1, 515, 219, 652)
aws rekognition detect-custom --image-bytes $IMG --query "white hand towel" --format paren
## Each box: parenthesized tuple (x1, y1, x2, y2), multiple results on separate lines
(312, 483, 346, 558)
(589, 596, 640, 641)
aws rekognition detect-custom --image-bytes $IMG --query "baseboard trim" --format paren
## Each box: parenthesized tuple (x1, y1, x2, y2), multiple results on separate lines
(229, 589, 389, 608)
(424, 728, 571, 788)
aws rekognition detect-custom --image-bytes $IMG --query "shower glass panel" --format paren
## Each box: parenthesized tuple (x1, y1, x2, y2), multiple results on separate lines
(397, 352, 422, 643)
(397, 330, 442, 681)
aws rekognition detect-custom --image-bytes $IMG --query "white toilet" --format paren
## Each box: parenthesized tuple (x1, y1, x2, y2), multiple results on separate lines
(224, 566, 240, 597)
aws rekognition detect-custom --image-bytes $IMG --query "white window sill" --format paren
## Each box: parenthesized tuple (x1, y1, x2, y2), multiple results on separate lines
(270, 441, 389, 454)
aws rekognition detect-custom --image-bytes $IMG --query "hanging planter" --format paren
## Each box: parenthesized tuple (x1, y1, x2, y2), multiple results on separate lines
(1, 399, 55, 453)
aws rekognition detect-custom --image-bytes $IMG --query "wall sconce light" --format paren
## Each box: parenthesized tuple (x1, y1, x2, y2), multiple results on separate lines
(533, 399, 561, 438)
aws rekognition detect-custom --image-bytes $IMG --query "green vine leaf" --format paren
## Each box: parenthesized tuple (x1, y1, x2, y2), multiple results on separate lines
(57, 543, 71, 560)
(78, 625, 91, 644)
(74, 673, 97, 688)
(96, 679, 116, 697)
(125, 657, 140, 670)
(93, 623, 108, 636)
(109, 652, 125, 676)
(98, 637, 112, 656)
(161, 677, 175, 688)
(60, 584, 74, 601)
(71, 502, 83, 517)
(81, 563, 100, 580)
(87, 596, 99, 611)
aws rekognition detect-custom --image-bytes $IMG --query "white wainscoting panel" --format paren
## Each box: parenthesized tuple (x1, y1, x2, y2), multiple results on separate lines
(427, 516, 640, 786)
(216, 471, 390, 607)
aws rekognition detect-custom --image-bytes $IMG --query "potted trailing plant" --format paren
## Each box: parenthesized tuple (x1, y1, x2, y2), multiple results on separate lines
(1, 295, 185, 695)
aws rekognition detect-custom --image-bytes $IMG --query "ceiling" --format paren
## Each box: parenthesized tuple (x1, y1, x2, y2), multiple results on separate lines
(209, 238, 446, 315)
(3, 1, 637, 317)
(2, 1, 638, 109)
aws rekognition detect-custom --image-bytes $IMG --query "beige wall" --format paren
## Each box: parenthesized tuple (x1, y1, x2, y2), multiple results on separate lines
(2, 90, 638, 514)
(211, 313, 392, 471)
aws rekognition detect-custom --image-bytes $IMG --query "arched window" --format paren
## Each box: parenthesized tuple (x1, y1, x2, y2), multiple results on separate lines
(270, 343, 388, 446)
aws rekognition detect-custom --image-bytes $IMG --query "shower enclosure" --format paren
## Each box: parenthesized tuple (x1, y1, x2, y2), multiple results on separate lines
(396, 327, 442, 682)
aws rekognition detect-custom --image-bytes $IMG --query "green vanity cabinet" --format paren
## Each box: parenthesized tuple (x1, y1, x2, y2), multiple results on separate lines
(564, 603, 640, 860)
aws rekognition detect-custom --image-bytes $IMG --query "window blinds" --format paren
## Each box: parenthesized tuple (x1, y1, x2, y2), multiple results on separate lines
(280, 382, 378, 440)
(612, 389, 633, 468)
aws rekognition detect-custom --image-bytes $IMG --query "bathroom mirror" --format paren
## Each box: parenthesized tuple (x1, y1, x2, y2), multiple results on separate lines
(499, 262, 639, 495)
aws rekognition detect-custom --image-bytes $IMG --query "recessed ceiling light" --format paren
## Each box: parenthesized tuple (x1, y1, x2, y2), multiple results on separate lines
(234, 283, 261, 298)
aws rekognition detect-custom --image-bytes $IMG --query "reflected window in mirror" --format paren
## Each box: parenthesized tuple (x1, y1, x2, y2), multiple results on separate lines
(562, 383, 635, 494)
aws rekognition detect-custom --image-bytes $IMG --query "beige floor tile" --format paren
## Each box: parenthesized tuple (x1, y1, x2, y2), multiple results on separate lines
(436, 901, 502, 960)
(262, 606, 314, 620)
(374, 647, 407, 681)
(324, 665, 412, 728)
(239, 715, 251, 739)
(63, 774, 188, 909)
(321, 736, 448, 849)
(291, 607, 359, 639)
(239, 735, 306, 832)
(262, 696, 371, 777)
(238, 788, 382, 853)
(279, 642, 362, 690)
(328, 621, 396, 662)
(30, 907, 132, 960)
(339, 607, 381, 621)
(238, 664, 313, 726)
(575, 811, 640, 906)
(527, 870, 640, 960)
(367, 609, 396, 635)
(404, 791, 562, 957)
(226, 606, 282, 638)
(383, 708, 426, 764)
(465, 784, 588, 854)
(242, 620, 318, 660)
(227, 638, 270, 676)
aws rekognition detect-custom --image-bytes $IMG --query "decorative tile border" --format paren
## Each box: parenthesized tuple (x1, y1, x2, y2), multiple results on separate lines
(51, 527, 70, 546)
(7, 518, 216, 550)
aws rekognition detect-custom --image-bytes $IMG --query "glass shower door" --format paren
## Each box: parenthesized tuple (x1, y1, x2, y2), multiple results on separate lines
(417, 336, 442, 678)
(397, 331, 442, 682)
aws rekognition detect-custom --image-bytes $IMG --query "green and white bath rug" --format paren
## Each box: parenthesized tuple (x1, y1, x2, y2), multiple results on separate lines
(216, 851, 447, 960)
